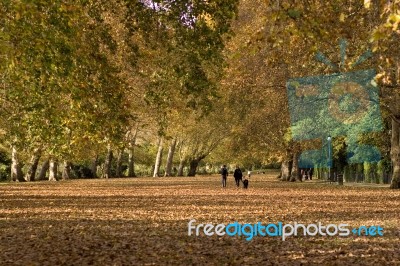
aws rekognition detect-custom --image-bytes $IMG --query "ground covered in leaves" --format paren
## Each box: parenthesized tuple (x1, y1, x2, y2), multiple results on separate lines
(0, 173, 399, 265)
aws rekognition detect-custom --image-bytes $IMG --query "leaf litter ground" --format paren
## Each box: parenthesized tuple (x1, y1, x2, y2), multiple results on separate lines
(0, 173, 399, 265)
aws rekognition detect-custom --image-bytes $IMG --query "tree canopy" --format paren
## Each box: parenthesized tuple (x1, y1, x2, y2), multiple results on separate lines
(0, 0, 399, 188)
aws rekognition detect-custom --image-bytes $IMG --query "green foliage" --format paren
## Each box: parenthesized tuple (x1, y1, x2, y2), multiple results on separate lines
(0, 0, 239, 174)
(0, 148, 10, 181)
(364, 162, 372, 183)
(2, 0, 397, 182)
(344, 165, 350, 182)
(355, 163, 364, 182)
(377, 158, 391, 184)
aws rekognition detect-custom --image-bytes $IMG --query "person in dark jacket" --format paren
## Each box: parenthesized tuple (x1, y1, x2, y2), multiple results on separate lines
(221, 165, 228, 187)
(308, 168, 314, 180)
(233, 166, 243, 187)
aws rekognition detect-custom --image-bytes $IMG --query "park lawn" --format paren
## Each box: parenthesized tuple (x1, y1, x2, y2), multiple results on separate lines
(0, 173, 399, 265)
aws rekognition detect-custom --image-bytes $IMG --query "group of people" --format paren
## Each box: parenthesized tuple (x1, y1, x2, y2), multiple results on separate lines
(220, 165, 250, 188)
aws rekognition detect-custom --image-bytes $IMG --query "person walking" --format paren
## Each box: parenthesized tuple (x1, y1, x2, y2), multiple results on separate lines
(308, 168, 314, 180)
(233, 166, 243, 187)
(221, 165, 228, 188)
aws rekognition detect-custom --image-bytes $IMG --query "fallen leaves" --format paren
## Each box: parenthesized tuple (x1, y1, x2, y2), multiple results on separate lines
(0, 174, 399, 265)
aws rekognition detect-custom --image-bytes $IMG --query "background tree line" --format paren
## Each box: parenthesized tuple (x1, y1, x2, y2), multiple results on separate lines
(0, 0, 399, 188)
(0, 0, 239, 181)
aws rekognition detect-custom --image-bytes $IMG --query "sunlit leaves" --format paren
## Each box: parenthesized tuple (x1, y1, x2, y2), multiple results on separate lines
(0, 175, 399, 264)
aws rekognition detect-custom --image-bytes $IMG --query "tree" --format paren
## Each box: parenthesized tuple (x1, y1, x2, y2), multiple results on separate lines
(369, 1, 400, 188)
(153, 137, 164, 177)
(24, 147, 41, 182)
(221, 0, 397, 184)
(164, 138, 177, 177)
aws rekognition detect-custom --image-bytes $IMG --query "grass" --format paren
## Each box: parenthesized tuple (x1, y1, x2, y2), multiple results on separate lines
(0, 172, 399, 265)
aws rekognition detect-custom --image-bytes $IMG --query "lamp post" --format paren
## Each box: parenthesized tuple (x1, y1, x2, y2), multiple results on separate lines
(327, 136, 332, 182)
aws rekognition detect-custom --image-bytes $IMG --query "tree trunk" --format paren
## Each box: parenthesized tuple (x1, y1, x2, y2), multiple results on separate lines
(127, 130, 138, 177)
(103, 145, 113, 179)
(153, 137, 164, 177)
(38, 160, 49, 180)
(280, 160, 291, 181)
(24, 148, 41, 182)
(290, 152, 301, 182)
(115, 148, 124, 177)
(280, 149, 293, 181)
(49, 159, 58, 181)
(177, 157, 186, 177)
(11, 146, 24, 182)
(390, 117, 400, 188)
(188, 159, 199, 177)
(128, 148, 136, 177)
(164, 138, 177, 177)
(62, 160, 72, 180)
(91, 155, 98, 178)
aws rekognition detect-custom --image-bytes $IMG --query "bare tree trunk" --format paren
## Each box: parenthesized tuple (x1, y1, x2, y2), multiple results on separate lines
(128, 148, 136, 177)
(188, 158, 199, 177)
(11, 146, 24, 182)
(62, 160, 72, 180)
(280, 149, 293, 181)
(103, 145, 113, 179)
(128, 148, 137, 177)
(24, 148, 41, 182)
(188, 154, 207, 177)
(91, 155, 98, 178)
(164, 138, 177, 177)
(49, 159, 58, 181)
(290, 152, 301, 182)
(38, 160, 49, 180)
(115, 147, 124, 177)
(128, 130, 138, 177)
(153, 137, 164, 177)
(280, 160, 290, 181)
(390, 117, 400, 188)
(177, 156, 186, 177)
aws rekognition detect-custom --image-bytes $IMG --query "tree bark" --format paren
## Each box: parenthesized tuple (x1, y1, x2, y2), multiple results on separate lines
(188, 155, 207, 177)
(188, 159, 199, 177)
(62, 160, 72, 180)
(11, 146, 24, 182)
(38, 160, 49, 180)
(390, 117, 400, 188)
(280, 160, 291, 181)
(290, 152, 301, 182)
(128, 130, 138, 177)
(103, 145, 113, 179)
(164, 138, 177, 177)
(128, 148, 136, 177)
(153, 137, 164, 177)
(115, 147, 124, 177)
(280, 149, 293, 181)
(49, 159, 58, 181)
(91, 155, 98, 178)
(177, 156, 186, 177)
(281, 160, 291, 181)
(24, 148, 41, 182)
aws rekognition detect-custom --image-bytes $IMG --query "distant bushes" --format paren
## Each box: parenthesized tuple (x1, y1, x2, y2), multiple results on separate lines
(0, 150, 11, 181)
(317, 160, 392, 184)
